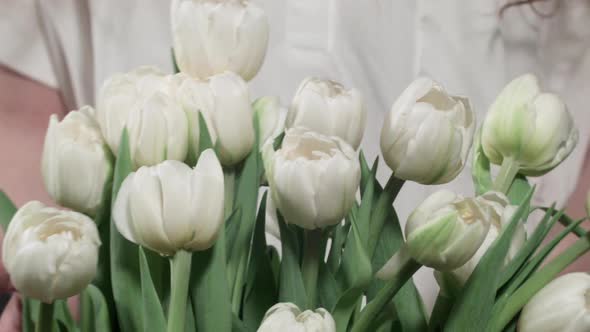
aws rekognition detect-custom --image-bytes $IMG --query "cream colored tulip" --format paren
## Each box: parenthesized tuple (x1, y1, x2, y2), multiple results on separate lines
(96, 66, 189, 168)
(42, 106, 112, 216)
(481, 74, 578, 176)
(253, 96, 286, 147)
(405, 190, 494, 271)
(113, 150, 224, 256)
(171, 0, 269, 81)
(175, 71, 254, 166)
(518, 273, 590, 332)
(286, 77, 366, 149)
(380, 77, 475, 184)
(263, 128, 360, 230)
(435, 192, 525, 292)
(258, 303, 336, 332)
(2, 201, 100, 303)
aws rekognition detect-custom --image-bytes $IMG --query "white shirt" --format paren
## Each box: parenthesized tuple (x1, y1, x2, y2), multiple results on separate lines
(2, 0, 590, 309)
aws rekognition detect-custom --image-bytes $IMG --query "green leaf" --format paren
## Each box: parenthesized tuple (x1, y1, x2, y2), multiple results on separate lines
(242, 192, 278, 330)
(92, 189, 118, 330)
(367, 175, 404, 256)
(444, 188, 534, 331)
(332, 218, 372, 331)
(225, 208, 242, 262)
(138, 247, 166, 332)
(277, 213, 307, 309)
(500, 216, 585, 298)
(232, 313, 250, 332)
(198, 112, 214, 154)
(367, 210, 427, 332)
(191, 231, 233, 332)
(0, 190, 16, 230)
(541, 207, 587, 237)
(81, 285, 112, 332)
(326, 221, 350, 274)
(171, 47, 180, 74)
(318, 263, 340, 310)
(227, 119, 261, 306)
(428, 293, 453, 332)
(471, 127, 493, 195)
(497, 207, 559, 291)
(110, 129, 143, 331)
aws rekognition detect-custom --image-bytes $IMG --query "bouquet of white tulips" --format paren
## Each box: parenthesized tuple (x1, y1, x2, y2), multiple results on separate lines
(2, 1, 589, 332)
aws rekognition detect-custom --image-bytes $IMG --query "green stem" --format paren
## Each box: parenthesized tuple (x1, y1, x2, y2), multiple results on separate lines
(224, 170, 235, 218)
(492, 233, 590, 331)
(351, 255, 421, 332)
(167, 250, 192, 332)
(302, 229, 323, 309)
(493, 157, 520, 194)
(35, 301, 54, 332)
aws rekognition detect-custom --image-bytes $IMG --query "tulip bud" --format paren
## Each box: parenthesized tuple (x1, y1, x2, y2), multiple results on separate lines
(434, 192, 525, 293)
(380, 77, 475, 184)
(253, 96, 286, 147)
(285, 77, 366, 150)
(2, 201, 100, 303)
(405, 190, 493, 270)
(518, 273, 590, 332)
(113, 150, 224, 256)
(257, 303, 336, 332)
(175, 71, 254, 166)
(263, 128, 360, 230)
(96, 66, 189, 168)
(171, 0, 269, 81)
(41, 107, 113, 217)
(481, 74, 578, 176)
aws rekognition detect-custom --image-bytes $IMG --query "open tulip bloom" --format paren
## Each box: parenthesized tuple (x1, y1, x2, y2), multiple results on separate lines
(2, 2, 590, 332)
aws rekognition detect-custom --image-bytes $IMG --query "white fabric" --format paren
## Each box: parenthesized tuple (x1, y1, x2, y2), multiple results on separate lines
(2, 0, 590, 310)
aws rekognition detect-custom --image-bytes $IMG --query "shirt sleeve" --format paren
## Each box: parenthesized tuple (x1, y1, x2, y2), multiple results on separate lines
(0, 0, 57, 88)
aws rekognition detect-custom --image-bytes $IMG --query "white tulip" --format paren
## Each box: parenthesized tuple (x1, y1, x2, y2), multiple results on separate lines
(42, 107, 112, 216)
(518, 273, 590, 332)
(258, 303, 336, 332)
(286, 77, 366, 150)
(174, 71, 254, 166)
(96, 66, 189, 168)
(113, 150, 224, 256)
(435, 192, 525, 292)
(380, 77, 475, 184)
(405, 190, 494, 271)
(263, 128, 360, 230)
(171, 0, 269, 81)
(2, 201, 100, 303)
(253, 96, 286, 147)
(481, 74, 578, 176)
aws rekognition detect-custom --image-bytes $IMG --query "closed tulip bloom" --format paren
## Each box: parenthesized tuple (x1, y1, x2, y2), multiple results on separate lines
(286, 77, 366, 150)
(113, 150, 224, 256)
(263, 128, 360, 230)
(175, 71, 254, 166)
(405, 190, 493, 271)
(258, 303, 336, 332)
(42, 107, 113, 216)
(518, 273, 590, 332)
(253, 96, 286, 147)
(381, 77, 475, 184)
(171, 0, 269, 81)
(435, 192, 525, 292)
(2, 201, 100, 303)
(481, 74, 578, 176)
(96, 66, 189, 168)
